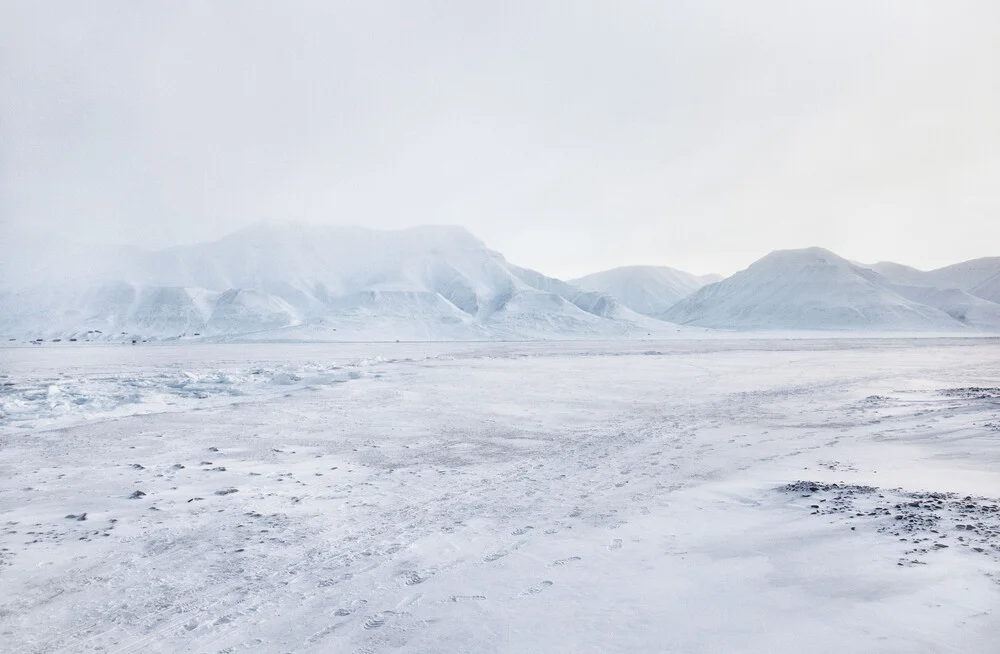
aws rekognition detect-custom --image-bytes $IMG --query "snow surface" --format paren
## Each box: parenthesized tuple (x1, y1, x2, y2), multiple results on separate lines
(0, 225, 682, 342)
(2, 339, 1000, 653)
(570, 266, 721, 317)
(666, 247, 999, 331)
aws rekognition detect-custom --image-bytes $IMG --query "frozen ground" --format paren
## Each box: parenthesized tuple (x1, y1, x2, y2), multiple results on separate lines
(1, 339, 999, 653)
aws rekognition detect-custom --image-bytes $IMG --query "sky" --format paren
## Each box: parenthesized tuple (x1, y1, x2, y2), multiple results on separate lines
(2, 1, 999, 278)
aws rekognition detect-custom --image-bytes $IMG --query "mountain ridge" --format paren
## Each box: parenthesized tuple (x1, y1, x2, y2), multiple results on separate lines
(3, 227, 999, 340)
(0, 224, 684, 341)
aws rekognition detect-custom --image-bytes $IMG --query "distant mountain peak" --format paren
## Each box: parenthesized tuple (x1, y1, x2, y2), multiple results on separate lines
(571, 264, 721, 317)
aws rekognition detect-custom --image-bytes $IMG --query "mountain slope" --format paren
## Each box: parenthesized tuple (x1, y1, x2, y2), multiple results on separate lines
(926, 258, 1000, 303)
(571, 266, 721, 317)
(870, 257, 1000, 304)
(972, 271, 1000, 304)
(868, 262, 932, 287)
(664, 247, 965, 331)
(0, 224, 682, 341)
(887, 284, 1000, 330)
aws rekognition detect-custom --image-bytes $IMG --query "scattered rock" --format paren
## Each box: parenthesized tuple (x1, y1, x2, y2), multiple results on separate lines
(940, 387, 1000, 400)
(782, 481, 1000, 568)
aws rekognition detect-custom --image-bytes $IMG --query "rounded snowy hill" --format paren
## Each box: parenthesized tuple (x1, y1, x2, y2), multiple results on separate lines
(663, 247, 965, 331)
(571, 266, 721, 317)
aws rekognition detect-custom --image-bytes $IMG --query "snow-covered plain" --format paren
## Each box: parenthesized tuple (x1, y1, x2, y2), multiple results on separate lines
(2, 339, 1000, 653)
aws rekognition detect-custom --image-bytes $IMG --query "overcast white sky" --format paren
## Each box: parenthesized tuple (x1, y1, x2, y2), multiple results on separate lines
(2, 1, 999, 277)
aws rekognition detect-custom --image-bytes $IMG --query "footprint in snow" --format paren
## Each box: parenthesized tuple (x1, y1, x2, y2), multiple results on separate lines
(398, 570, 426, 586)
(362, 614, 386, 630)
(520, 581, 553, 596)
(333, 599, 367, 617)
(550, 556, 581, 566)
(482, 552, 507, 562)
(609, 539, 623, 550)
(511, 526, 534, 536)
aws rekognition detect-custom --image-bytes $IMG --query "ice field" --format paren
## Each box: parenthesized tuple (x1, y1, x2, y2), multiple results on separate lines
(2, 338, 1000, 653)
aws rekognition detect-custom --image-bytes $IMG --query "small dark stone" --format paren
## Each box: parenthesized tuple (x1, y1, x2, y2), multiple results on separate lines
(129, 490, 146, 499)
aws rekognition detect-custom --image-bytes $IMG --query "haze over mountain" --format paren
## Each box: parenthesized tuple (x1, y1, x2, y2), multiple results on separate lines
(570, 267, 721, 318)
(0, 224, 678, 342)
(664, 247, 999, 332)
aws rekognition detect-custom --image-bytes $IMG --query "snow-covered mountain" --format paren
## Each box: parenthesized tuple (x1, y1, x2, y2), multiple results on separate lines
(664, 247, 986, 331)
(972, 272, 1000, 304)
(5, 230, 999, 339)
(570, 266, 721, 317)
(868, 262, 930, 287)
(886, 284, 1000, 330)
(0, 224, 681, 341)
(870, 257, 1000, 304)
